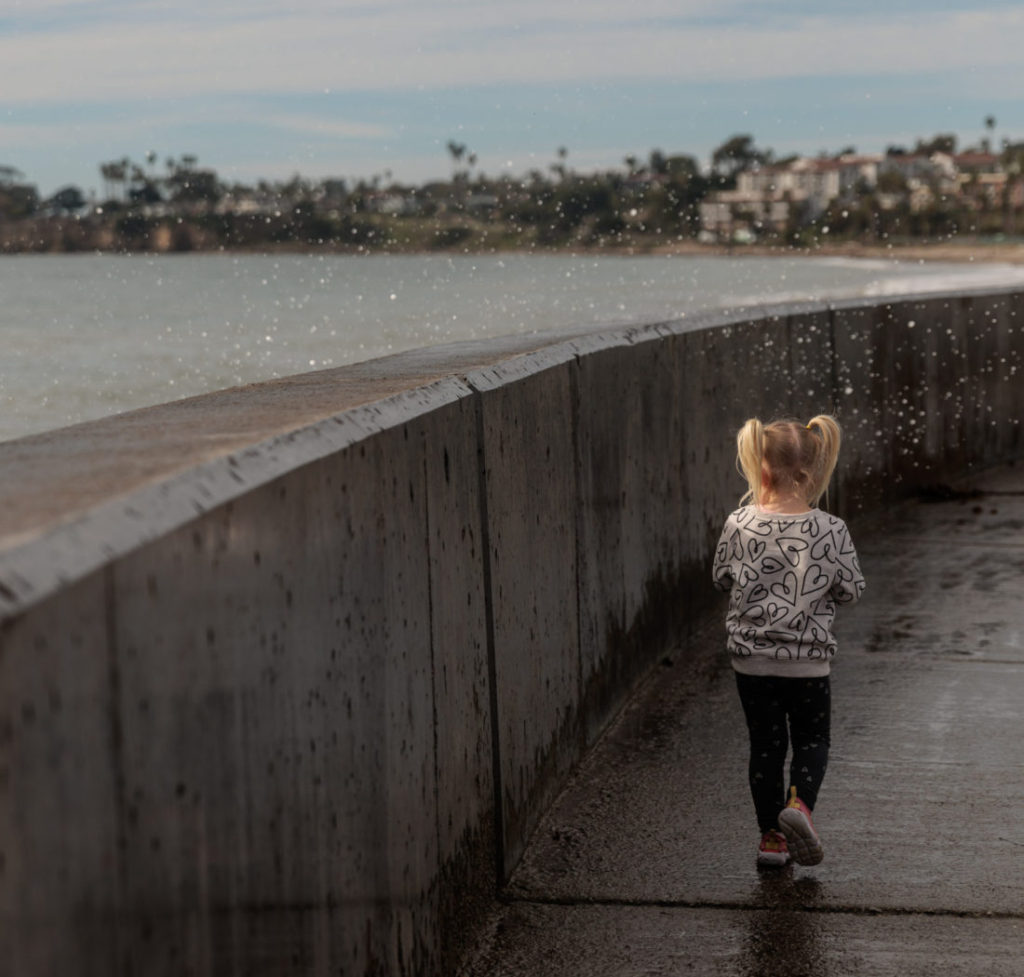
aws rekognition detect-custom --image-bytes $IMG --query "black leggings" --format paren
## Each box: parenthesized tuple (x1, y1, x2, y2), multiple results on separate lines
(735, 672, 831, 834)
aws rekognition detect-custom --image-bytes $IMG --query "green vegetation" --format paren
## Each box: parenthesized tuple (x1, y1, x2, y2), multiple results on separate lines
(1, 130, 1022, 255)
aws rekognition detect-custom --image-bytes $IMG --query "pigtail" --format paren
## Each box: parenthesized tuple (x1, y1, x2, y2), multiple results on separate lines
(736, 418, 765, 506)
(805, 414, 841, 507)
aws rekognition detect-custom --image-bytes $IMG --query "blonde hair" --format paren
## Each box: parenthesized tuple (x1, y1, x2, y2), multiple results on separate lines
(736, 415, 841, 508)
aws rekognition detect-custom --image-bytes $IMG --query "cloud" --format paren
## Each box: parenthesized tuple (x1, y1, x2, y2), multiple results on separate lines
(2, 2, 1023, 107)
(0, 122, 73, 148)
(262, 116, 394, 140)
(6, 0, 1024, 197)
(0, 108, 390, 154)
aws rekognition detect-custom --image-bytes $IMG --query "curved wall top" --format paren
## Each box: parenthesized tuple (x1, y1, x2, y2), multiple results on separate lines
(2, 285, 1023, 976)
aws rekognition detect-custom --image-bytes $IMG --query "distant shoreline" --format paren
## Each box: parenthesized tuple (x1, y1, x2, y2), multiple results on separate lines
(5, 232, 1024, 266)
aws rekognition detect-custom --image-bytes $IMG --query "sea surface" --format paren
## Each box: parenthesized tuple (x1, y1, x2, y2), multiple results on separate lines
(3, 251, 1024, 443)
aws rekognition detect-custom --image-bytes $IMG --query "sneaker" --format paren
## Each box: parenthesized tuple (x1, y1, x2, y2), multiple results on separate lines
(777, 786, 823, 866)
(757, 829, 790, 868)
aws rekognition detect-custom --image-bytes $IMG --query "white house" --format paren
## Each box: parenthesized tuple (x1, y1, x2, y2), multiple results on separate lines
(699, 154, 882, 239)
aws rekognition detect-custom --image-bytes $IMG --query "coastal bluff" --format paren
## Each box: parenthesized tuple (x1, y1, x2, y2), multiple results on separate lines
(1, 286, 1022, 976)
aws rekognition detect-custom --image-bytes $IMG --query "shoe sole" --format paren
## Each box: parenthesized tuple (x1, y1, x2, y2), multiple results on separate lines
(756, 852, 790, 868)
(778, 808, 823, 866)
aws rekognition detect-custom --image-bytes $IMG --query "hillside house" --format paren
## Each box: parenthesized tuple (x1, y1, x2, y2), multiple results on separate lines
(699, 154, 880, 240)
(698, 149, 1016, 239)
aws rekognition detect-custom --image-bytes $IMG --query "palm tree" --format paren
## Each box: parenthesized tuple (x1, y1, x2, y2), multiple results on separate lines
(99, 159, 128, 201)
(119, 157, 131, 200)
(446, 141, 466, 169)
(985, 115, 997, 153)
(99, 162, 116, 201)
(551, 146, 568, 182)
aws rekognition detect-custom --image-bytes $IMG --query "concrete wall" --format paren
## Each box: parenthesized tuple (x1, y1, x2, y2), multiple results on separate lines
(2, 287, 1023, 976)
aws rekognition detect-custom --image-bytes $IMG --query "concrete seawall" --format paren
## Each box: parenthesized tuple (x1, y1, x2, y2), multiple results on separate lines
(1, 287, 1022, 976)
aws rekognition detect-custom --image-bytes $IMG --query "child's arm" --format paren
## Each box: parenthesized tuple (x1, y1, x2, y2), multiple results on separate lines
(830, 524, 865, 604)
(712, 520, 736, 592)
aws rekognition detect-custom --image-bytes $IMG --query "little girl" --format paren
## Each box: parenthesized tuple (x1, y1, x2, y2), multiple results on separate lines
(712, 415, 865, 868)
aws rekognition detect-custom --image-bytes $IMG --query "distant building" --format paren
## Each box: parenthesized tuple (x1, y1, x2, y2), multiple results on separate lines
(947, 152, 1005, 211)
(699, 149, 1015, 239)
(364, 191, 422, 216)
(700, 154, 881, 240)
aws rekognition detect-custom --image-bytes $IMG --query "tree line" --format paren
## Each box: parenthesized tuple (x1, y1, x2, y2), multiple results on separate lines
(1, 129, 1021, 254)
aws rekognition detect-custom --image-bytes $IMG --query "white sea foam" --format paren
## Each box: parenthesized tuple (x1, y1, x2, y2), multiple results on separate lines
(725, 261, 1024, 308)
(807, 256, 900, 272)
(860, 263, 1024, 296)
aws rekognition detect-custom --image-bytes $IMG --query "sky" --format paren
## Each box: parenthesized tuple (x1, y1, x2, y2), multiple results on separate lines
(3, 0, 1024, 199)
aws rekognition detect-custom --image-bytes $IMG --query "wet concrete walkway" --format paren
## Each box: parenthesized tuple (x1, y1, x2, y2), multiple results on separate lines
(460, 464, 1024, 977)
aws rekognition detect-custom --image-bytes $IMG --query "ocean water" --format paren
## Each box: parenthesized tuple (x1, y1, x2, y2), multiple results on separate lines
(3, 251, 1023, 443)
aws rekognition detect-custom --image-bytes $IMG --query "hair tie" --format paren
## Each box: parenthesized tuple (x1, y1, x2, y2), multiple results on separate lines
(806, 423, 813, 430)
